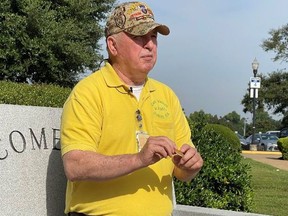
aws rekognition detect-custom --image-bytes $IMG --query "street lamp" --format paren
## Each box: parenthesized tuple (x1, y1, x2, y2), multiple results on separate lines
(251, 58, 259, 146)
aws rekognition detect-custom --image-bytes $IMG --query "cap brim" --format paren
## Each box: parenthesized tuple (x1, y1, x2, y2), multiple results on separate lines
(155, 24, 170, 35)
(125, 22, 170, 36)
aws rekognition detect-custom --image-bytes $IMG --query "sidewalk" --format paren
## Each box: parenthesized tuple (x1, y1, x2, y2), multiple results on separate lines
(241, 151, 288, 171)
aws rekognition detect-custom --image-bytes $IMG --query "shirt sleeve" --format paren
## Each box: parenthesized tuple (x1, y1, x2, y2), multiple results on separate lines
(60, 89, 102, 156)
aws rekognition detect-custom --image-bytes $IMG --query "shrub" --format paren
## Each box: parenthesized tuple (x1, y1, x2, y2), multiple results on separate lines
(174, 123, 253, 212)
(277, 137, 288, 160)
(0, 81, 71, 107)
(204, 124, 241, 152)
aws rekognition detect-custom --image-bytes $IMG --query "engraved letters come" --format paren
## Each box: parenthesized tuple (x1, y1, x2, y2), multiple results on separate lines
(0, 128, 60, 161)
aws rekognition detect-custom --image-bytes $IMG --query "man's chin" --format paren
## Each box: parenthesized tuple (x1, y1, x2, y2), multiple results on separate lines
(142, 63, 155, 72)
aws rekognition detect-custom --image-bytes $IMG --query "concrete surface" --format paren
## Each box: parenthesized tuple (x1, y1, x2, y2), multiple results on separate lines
(242, 151, 288, 171)
(173, 205, 268, 216)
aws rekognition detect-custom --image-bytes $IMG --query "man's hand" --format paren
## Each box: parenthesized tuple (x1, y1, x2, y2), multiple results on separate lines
(172, 144, 203, 182)
(137, 136, 176, 166)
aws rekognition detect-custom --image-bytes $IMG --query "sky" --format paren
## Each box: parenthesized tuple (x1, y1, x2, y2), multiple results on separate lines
(99, 0, 288, 122)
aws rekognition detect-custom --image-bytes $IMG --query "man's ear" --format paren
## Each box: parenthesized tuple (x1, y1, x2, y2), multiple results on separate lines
(106, 36, 118, 56)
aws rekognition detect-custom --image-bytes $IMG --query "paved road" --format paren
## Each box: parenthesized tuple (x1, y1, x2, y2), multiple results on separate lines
(242, 151, 288, 171)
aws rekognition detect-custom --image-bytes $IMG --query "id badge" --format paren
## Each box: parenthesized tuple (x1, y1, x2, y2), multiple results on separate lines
(136, 131, 149, 152)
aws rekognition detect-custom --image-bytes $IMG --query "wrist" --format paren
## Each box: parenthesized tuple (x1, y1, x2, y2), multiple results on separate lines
(133, 152, 147, 169)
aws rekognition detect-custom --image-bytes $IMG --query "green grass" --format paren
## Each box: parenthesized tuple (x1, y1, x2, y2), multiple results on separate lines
(243, 158, 288, 216)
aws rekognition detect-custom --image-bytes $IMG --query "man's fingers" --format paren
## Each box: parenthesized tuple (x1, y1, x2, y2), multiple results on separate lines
(174, 149, 184, 157)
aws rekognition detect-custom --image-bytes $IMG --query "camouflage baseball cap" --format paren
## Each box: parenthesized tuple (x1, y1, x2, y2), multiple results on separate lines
(105, 1, 170, 37)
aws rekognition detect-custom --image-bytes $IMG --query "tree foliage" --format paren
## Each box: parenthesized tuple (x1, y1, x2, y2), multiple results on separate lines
(0, 0, 116, 87)
(188, 110, 218, 125)
(261, 71, 288, 114)
(188, 109, 281, 137)
(241, 24, 288, 127)
(261, 24, 288, 62)
(188, 110, 246, 135)
(218, 111, 244, 134)
(241, 72, 288, 128)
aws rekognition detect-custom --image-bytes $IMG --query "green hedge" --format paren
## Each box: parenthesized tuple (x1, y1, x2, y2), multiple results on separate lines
(204, 124, 241, 152)
(0, 81, 71, 107)
(277, 137, 288, 160)
(174, 122, 253, 212)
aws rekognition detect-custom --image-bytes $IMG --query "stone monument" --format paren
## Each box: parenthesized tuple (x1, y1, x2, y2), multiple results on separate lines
(0, 104, 66, 216)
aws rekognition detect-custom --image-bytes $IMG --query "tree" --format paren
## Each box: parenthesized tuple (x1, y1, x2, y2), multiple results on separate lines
(261, 24, 288, 62)
(0, 0, 116, 87)
(246, 110, 281, 135)
(188, 109, 281, 137)
(259, 71, 288, 125)
(241, 84, 282, 133)
(188, 110, 247, 136)
(241, 75, 265, 115)
(261, 24, 288, 126)
(219, 111, 243, 133)
(241, 24, 288, 127)
(188, 110, 218, 125)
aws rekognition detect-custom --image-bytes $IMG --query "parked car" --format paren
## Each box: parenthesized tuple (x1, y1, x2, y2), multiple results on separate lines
(236, 133, 248, 150)
(245, 133, 279, 151)
(266, 130, 280, 137)
(279, 128, 288, 138)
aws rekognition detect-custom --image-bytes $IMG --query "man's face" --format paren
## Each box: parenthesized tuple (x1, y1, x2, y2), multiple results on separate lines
(115, 30, 158, 76)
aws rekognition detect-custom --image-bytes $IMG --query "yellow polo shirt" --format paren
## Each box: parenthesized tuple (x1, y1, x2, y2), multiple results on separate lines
(60, 62, 192, 215)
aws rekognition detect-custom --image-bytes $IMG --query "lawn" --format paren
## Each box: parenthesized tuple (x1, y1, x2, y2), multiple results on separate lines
(243, 158, 288, 216)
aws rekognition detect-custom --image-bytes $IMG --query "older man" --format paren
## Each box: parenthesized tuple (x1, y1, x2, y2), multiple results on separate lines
(60, 2, 203, 215)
